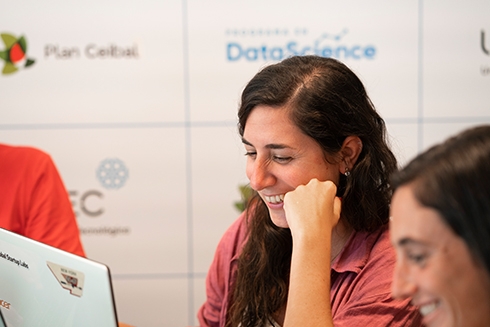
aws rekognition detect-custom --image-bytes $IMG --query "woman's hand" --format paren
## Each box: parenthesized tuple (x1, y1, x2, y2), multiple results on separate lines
(283, 178, 341, 240)
(283, 179, 340, 327)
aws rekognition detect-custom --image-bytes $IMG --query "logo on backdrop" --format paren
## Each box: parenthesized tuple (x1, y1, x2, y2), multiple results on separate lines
(481, 29, 490, 76)
(44, 43, 139, 59)
(96, 158, 129, 190)
(70, 190, 104, 217)
(0, 33, 36, 75)
(71, 158, 129, 217)
(69, 158, 131, 237)
(1, 29, 140, 66)
(225, 28, 376, 62)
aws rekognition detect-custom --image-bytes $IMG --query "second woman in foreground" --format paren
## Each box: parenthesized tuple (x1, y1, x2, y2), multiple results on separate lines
(198, 55, 422, 327)
(390, 125, 490, 327)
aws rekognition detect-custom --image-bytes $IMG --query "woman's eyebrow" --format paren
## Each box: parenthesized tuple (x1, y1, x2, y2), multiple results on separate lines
(241, 138, 292, 150)
(241, 138, 252, 146)
(397, 237, 429, 248)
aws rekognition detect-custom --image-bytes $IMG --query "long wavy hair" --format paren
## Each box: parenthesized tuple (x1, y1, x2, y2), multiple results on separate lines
(227, 55, 398, 327)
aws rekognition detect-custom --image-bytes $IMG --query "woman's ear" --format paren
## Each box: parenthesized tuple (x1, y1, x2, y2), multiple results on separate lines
(340, 136, 363, 172)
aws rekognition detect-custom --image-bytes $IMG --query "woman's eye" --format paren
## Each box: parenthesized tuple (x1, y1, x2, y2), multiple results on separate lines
(407, 253, 427, 266)
(244, 151, 256, 158)
(273, 156, 292, 163)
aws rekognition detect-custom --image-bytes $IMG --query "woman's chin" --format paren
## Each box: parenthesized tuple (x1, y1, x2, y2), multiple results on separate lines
(269, 213, 289, 229)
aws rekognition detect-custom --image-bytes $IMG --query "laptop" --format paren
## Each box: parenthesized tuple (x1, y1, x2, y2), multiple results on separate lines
(0, 309, 6, 327)
(0, 228, 118, 327)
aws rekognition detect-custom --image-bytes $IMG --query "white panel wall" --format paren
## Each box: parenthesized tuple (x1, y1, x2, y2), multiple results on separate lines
(1, 0, 489, 326)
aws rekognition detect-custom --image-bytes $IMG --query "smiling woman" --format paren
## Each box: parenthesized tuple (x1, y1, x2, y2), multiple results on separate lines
(390, 125, 490, 327)
(198, 55, 422, 327)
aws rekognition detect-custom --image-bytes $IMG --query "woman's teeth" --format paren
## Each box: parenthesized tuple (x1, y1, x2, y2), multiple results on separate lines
(264, 194, 285, 204)
(419, 301, 439, 316)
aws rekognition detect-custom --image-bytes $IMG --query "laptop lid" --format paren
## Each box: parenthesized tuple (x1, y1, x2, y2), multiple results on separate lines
(0, 308, 6, 327)
(0, 228, 118, 327)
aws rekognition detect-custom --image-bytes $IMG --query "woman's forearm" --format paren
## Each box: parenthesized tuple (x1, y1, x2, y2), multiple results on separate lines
(284, 232, 334, 327)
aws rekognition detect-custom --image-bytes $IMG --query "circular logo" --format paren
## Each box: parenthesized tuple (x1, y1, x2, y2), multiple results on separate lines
(96, 158, 129, 189)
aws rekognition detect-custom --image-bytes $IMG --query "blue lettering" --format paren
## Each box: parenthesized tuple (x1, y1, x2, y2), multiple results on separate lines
(300, 46, 312, 55)
(260, 46, 268, 60)
(226, 41, 377, 62)
(287, 42, 300, 56)
(270, 47, 284, 60)
(335, 46, 349, 58)
(350, 45, 361, 59)
(364, 46, 376, 59)
(320, 47, 333, 58)
(245, 47, 258, 61)
(227, 43, 242, 61)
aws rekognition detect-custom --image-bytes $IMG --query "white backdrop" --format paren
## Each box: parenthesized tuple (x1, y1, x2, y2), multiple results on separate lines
(1, 0, 489, 326)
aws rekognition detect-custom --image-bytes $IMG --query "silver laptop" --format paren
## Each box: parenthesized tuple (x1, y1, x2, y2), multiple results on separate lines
(0, 228, 118, 327)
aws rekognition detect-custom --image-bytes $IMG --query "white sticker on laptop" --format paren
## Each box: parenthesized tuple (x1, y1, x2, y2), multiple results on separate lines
(47, 261, 85, 297)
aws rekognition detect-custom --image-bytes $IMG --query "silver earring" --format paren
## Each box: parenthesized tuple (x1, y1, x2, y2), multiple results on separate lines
(344, 167, 350, 177)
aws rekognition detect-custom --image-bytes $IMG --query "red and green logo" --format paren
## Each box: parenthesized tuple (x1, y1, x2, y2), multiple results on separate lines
(0, 33, 36, 75)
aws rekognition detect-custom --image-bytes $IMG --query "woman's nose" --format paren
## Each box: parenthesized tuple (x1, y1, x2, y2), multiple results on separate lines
(391, 262, 417, 300)
(247, 158, 275, 191)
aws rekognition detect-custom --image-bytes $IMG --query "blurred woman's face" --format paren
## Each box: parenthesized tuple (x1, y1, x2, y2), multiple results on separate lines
(390, 184, 490, 327)
(242, 105, 341, 228)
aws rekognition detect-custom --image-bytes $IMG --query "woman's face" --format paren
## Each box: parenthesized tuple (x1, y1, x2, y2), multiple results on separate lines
(390, 184, 490, 327)
(242, 105, 341, 228)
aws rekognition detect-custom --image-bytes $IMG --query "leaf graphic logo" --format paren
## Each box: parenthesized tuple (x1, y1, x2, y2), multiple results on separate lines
(0, 33, 36, 75)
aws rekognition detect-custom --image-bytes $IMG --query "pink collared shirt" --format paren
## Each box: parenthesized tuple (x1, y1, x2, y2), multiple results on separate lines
(198, 212, 422, 327)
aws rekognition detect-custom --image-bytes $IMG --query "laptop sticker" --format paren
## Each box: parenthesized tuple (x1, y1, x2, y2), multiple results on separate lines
(47, 261, 85, 297)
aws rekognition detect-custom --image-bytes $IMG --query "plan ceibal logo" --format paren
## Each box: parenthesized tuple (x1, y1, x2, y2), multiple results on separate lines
(0, 33, 35, 75)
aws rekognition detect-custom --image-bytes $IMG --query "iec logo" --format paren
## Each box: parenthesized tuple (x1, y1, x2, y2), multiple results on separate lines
(96, 158, 129, 190)
(0, 33, 35, 75)
(226, 28, 376, 62)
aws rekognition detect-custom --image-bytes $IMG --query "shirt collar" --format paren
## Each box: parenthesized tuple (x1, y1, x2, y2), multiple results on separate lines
(331, 224, 388, 274)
